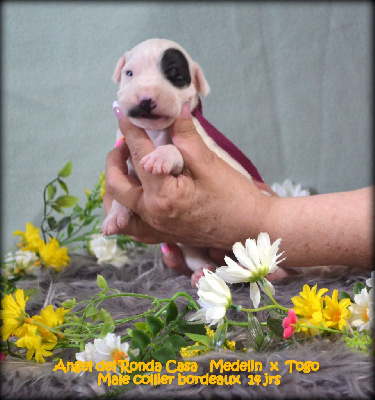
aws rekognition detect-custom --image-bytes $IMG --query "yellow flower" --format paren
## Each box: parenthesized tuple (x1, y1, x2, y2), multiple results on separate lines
(205, 326, 215, 337)
(38, 238, 70, 271)
(225, 340, 236, 351)
(13, 222, 43, 253)
(323, 289, 351, 330)
(32, 305, 69, 342)
(180, 342, 205, 358)
(0, 289, 29, 341)
(292, 284, 329, 335)
(15, 324, 56, 363)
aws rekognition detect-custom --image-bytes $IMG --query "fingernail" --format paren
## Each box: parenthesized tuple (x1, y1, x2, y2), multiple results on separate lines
(160, 243, 171, 258)
(180, 101, 191, 119)
(113, 101, 124, 121)
(114, 137, 125, 148)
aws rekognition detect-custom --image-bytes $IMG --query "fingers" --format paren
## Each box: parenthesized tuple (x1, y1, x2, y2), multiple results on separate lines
(170, 115, 215, 177)
(161, 243, 192, 277)
(105, 141, 143, 212)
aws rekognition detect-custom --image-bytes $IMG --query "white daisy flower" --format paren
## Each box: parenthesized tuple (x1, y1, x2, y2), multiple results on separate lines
(188, 269, 232, 326)
(88, 234, 129, 268)
(216, 233, 285, 308)
(75, 333, 132, 366)
(3, 250, 40, 277)
(271, 179, 310, 197)
(348, 288, 373, 332)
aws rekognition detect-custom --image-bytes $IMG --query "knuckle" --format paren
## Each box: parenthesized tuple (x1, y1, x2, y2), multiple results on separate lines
(104, 175, 117, 196)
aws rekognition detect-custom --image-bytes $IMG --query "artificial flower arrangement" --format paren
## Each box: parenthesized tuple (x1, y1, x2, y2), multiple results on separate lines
(0, 164, 373, 391)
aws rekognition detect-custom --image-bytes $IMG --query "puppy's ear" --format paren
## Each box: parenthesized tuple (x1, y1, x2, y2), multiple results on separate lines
(112, 55, 126, 83)
(193, 62, 210, 97)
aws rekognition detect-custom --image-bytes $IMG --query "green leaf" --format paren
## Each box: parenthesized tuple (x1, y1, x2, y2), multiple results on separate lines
(23, 288, 39, 299)
(176, 321, 206, 335)
(182, 344, 208, 352)
(266, 318, 284, 338)
(260, 332, 274, 351)
(67, 223, 74, 236)
(99, 308, 111, 322)
(101, 320, 115, 336)
(55, 195, 78, 208)
(134, 322, 149, 332)
(61, 298, 76, 308)
(51, 204, 64, 214)
(353, 282, 366, 295)
(212, 323, 227, 348)
(86, 306, 99, 320)
(58, 179, 69, 194)
(339, 291, 353, 303)
(58, 161, 72, 178)
(247, 312, 265, 350)
(82, 216, 96, 227)
(184, 333, 212, 347)
(146, 316, 164, 338)
(47, 184, 56, 200)
(97, 275, 108, 292)
(56, 216, 71, 232)
(163, 335, 188, 352)
(151, 345, 176, 364)
(165, 301, 179, 325)
(131, 329, 150, 352)
(47, 216, 57, 230)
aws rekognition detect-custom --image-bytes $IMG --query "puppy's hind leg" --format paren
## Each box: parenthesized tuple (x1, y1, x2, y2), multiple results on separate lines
(101, 200, 132, 236)
(178, 244, 217, 288)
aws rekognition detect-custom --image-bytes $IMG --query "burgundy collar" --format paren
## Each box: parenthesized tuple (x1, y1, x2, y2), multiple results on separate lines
(192, 99, 264, 182)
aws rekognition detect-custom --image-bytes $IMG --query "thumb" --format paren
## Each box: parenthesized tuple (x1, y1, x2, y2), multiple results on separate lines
(170, 111, 215, 175)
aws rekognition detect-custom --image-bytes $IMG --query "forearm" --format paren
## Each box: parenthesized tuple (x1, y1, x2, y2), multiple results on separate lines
(262, 187, 373, 269)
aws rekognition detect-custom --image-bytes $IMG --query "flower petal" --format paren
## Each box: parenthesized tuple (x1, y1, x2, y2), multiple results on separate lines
(250, 282, 261, 308)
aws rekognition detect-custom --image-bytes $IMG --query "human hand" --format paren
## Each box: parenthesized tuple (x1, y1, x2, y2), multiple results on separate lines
(104, 105, 274, 250)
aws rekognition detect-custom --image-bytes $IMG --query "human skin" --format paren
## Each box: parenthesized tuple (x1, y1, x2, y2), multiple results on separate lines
(104, 109, 373, 273)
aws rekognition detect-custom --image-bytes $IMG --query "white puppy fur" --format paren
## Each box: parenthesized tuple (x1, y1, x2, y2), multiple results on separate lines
(102, 38, 256, 274)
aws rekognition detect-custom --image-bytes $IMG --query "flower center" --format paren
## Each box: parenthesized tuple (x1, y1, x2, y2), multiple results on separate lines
(24, 317, 34, 324)
(364, 308, 369, 322)
(112, 349, 127, 364)
(332, 310, 341, 322)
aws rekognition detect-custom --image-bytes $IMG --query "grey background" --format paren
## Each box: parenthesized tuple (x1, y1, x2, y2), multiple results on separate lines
(2, 2, 372, 252)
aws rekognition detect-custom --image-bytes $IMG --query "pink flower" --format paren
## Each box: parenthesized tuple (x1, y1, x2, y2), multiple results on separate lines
(0, 352, 5, 362)
(282, 309, 297, 339)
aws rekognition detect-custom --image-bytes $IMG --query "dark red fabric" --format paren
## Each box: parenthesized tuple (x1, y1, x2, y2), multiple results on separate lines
(192, 100, 264, 182)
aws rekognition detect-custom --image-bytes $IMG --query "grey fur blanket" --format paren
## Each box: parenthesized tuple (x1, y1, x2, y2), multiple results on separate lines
(1, 246, 373, 399)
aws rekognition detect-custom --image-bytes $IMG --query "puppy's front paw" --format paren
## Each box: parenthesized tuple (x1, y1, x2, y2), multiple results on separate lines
(101, 206, 131, 236)
(140, 145, 183, 175)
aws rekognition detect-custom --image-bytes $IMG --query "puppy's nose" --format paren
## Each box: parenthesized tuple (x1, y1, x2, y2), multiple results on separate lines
(139, 98, 156, 114)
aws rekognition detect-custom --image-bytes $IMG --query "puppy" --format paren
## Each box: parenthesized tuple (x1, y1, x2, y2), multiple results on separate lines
(102, 38, 265, 284)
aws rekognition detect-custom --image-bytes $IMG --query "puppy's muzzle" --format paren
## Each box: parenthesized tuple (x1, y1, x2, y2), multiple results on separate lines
(128, 99, 160, 119)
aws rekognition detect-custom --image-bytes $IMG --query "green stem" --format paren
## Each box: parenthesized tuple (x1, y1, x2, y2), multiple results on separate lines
(41, 178, 60, 242)
(295, 323, 344, 334)
(260, 278, 289, 312)
(241, 304, 287, 313)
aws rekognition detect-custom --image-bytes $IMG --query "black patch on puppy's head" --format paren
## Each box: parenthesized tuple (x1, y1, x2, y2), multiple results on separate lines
(160, 48, 191, 88)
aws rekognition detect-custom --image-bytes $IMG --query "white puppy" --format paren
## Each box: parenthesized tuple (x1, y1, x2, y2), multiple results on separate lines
(102, 38, 265, 280)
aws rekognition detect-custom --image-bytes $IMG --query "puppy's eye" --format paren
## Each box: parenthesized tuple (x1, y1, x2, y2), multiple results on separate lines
(126, 70, 133, 77)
